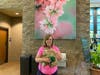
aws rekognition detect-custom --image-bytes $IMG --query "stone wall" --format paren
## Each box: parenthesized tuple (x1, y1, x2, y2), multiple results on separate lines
(0, 0, 23, 9)
(23, 0, 90, 75)
(0, 0, 90, 74)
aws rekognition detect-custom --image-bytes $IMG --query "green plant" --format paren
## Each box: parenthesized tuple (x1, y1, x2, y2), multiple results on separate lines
(90, 44, 100, 69)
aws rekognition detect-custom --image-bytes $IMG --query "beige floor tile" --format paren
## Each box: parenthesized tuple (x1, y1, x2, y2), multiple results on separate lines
(0, 62, 20, 75)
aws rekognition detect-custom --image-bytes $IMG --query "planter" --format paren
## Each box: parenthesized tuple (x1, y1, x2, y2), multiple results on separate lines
(90, 67, 100, 75)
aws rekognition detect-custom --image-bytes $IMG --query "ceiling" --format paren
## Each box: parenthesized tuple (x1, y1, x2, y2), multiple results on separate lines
(0, 0, 23, 17)
(0, 9, 22, 17)
(90, 0, 100, 3)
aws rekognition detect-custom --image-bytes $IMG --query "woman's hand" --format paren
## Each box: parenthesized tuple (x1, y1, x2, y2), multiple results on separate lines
(42, 57, 50, 63)
(35, 56, 50, 63)
(50, 49, 62, 61)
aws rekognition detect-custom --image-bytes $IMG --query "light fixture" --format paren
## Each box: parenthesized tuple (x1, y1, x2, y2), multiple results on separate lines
(16, 12, 20, 15)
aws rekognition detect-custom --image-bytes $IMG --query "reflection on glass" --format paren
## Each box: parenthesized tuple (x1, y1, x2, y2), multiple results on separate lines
(90, 8, 94, 15)
(97, 8, 100, 15)
(90, 16, 94, 22)
(90, 23, 94, 31)
(97, 31, 100, 34)
(90, 31, 94, 38)
(97, 16, 100, 22)
(97, 23, 100, 30)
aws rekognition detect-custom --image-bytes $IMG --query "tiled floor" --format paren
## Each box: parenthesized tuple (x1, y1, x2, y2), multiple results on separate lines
(0, 62, 20, 75)
(0, 62, 68, 75)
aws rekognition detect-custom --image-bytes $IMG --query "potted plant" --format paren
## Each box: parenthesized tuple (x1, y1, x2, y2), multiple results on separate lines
(90, 44, 100, 75)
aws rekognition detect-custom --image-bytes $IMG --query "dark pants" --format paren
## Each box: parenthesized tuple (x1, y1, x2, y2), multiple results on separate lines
(37, 69, 57, 75)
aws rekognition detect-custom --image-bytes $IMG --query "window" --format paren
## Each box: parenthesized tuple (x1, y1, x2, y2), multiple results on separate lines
(97, 8, 100, 38)
(90, 8, 100, 38)
(90, 8, 94, 38)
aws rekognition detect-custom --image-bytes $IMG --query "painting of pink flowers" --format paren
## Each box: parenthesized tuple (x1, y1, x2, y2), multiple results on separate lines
(34, 0, 76, 39)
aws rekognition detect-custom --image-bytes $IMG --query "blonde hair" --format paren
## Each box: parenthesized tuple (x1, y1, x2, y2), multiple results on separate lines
(42, 34, 54, 47)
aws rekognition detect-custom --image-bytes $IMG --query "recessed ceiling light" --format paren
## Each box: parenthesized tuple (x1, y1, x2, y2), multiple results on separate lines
(16, 12, 20, 15)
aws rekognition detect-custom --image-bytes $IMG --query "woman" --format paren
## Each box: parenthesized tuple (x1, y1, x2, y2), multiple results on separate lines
(35, 34, 62, 75)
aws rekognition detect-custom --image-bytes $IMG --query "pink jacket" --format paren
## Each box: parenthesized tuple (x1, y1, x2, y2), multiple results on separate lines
(37, 45, 60, 75)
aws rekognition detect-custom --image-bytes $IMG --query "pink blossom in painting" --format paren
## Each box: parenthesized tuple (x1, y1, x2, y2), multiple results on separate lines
(34, 0, 77, 39)
(35, 0, 67, 34)
(39, 19, 56, 34)
(44, 5, 64, 18)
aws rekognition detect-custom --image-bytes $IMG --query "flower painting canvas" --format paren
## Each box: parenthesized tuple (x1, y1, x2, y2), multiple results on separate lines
(34, 0, 76, 39)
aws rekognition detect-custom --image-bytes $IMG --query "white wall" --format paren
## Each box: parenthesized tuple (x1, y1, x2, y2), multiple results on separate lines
(0, 13, 22, 62)
(9, 22, 22, 61)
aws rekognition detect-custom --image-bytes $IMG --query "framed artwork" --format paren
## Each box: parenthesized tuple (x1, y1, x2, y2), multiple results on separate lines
(34, 0, 76, 39)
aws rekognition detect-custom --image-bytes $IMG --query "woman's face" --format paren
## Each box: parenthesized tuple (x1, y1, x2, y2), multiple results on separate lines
(46, 36, 53, 47)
